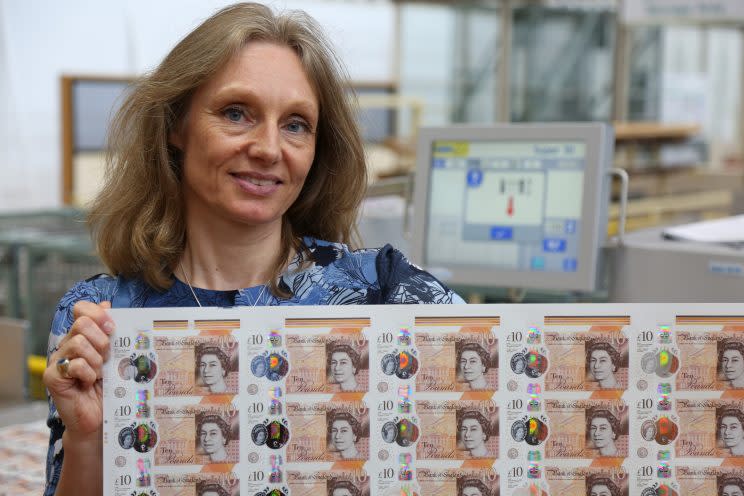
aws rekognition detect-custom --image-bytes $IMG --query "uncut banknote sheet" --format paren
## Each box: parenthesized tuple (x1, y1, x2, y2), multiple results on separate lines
(103, 303, 744, 496)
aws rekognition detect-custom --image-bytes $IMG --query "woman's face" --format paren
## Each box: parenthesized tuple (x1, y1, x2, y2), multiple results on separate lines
(590, 484, 613, 496)
(720, 416, 744, 448)
(461, 487, 484, 496)
(200, 353, 226, 387)
(331, 351, 356, 384)
(589, 349, 615, 381)
(590, 417, 615, 449)
(200, 422, 226, 454)
(173, 41, 318, 233)
(460, 418, 486, 450)
(331, 419, 356, 451)
(383, 423, 396, 441)
(460, 350, 485, 383)
(723, 484, 744, 496)
(723, 350, 744, 381)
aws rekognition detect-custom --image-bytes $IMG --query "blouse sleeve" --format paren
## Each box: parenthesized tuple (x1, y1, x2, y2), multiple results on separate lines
(375, 244, 466, 304)
(44, 276, 114, 496)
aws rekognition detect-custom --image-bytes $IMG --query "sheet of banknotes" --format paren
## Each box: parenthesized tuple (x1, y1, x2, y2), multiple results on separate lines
(103, 303, 744, 496)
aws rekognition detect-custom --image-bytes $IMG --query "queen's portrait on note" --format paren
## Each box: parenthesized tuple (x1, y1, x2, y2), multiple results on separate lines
(586, 475, 622, 496)
(196, 344, 230, 394)
(458, 478, 492, 496)
(197, 481, 229, 496)
(457, 410, 492, 458)
(586, 409, 620, 457)
(328, 480, 361, 496)
(327, 342, 362, 392)
(197, 413, 230, 462)
(719, 476, 744, 496)
(327, 410, 363, 459)
(719, 340, 744, 389)
(457, 342, 491, 390)
(586, 341, 621, 389)
(718, 408, 744, 456)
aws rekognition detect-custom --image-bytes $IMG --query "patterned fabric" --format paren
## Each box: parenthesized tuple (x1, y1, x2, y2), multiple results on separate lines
(44, 237, 464, 494)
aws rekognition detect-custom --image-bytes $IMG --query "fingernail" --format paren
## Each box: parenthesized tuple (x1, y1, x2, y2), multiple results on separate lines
(103, 321, 116, 334)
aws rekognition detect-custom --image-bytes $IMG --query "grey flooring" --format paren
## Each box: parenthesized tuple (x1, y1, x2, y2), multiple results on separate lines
(0, 400, 48, 428)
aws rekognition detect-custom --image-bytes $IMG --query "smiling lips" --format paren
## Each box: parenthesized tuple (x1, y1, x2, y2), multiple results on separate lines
(230, 172, 281, 195)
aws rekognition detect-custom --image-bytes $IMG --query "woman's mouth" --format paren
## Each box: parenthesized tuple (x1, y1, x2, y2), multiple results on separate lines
(230, 173, 281, 195)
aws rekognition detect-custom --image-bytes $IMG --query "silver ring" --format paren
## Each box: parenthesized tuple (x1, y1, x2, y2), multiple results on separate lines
(56, 357, 72, 379)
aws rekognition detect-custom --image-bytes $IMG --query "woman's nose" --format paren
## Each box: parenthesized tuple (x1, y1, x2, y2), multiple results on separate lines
(246, 123, 281, 164)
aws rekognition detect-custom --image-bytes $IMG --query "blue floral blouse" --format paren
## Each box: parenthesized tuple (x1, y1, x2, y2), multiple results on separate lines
(44, 237, 464, 495)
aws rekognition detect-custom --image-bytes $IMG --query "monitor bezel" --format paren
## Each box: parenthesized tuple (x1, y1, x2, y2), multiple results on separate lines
(411, 123, 613, 293)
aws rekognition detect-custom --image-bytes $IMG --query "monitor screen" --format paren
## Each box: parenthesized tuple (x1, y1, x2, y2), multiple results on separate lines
(412, 124, 612, 292)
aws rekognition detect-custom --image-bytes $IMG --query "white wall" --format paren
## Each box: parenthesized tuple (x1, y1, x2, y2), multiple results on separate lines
(0, 0, 395, 211)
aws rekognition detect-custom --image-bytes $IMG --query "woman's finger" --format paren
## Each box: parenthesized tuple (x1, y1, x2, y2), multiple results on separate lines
(56, 333, 105, 379)
(68, 316, 111, 361)
(73, 300, 115, 335)
(64, 357, 98, 387)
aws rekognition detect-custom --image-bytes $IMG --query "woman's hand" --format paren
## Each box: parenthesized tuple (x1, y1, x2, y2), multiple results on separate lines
(43, 301, 114, 440)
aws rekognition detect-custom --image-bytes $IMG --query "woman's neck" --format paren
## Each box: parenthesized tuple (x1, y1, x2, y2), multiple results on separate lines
(179, 211, 285, 290)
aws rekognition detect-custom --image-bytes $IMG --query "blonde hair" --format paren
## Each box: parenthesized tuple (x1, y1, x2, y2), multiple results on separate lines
(89, 2, 367, 294)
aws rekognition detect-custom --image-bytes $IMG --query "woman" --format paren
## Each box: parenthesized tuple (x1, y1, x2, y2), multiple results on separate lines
(196, 413, 230, 463)
(327, 343, 360, 391)
(196, 344, 230, 393)
(42, 3, 463, 495)
(720, 340, 744, 388)
(720, 477, 744, 496)
(328, 480, 361, 496)
(587, 409, 621, 457)
(718, 409, 744, 456)
(458, 410, 491, 458)
(328, 411, 362, 459)
(118, 427, 134, 450)
(586, 476, 620, 496)
(459, 478, 491, 496)
(457, 342, 490, 390)
(197, 482, 229, 496)
(586, 341, 620, 389)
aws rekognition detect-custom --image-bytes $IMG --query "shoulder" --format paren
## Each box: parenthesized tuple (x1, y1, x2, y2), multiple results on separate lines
(279, 237, 379, 304)
(49, 274, 117, 352)
(282, 237, 464, 305)
(372, 243, 465, 304)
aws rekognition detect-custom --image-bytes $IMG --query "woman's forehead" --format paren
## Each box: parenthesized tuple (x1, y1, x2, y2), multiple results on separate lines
(196, 41, 318, 111)
(722, 415, 743, 424)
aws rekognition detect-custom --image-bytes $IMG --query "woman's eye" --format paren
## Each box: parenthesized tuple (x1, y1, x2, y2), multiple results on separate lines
(224, 107, 244, 122)
(286, 119, 310, 133)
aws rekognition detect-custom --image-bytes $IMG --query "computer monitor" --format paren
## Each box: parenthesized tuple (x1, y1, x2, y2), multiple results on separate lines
(411, 123, 613, 292)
